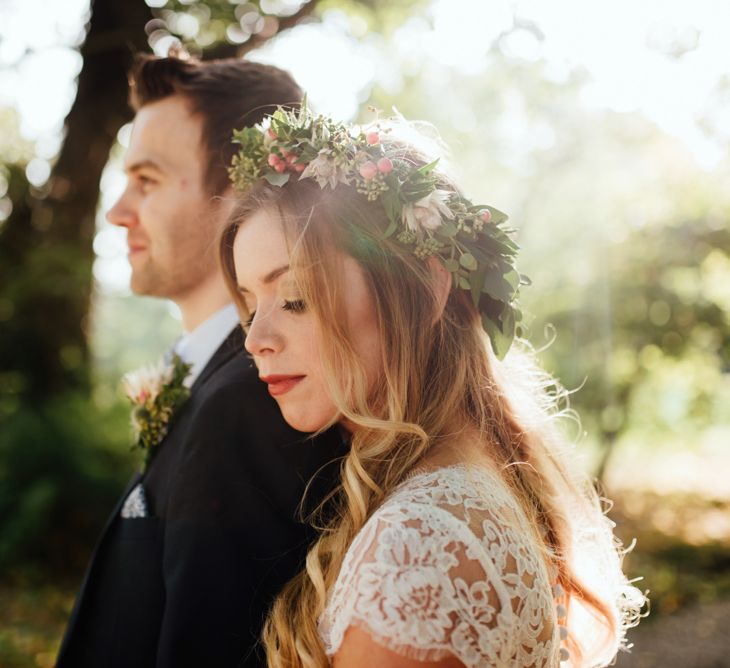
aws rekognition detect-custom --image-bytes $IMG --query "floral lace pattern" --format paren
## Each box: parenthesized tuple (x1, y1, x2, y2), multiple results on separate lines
(318, 465, 560, 666)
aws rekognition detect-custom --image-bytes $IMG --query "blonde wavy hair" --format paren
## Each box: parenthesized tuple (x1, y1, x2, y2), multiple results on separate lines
(219, 146, 644, 667)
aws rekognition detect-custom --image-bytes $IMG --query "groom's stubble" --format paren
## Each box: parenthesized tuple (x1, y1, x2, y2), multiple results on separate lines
(109, 95, 232, 304)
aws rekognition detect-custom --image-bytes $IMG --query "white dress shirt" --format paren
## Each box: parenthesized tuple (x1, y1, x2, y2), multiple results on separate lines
(173, 303, 241, 387)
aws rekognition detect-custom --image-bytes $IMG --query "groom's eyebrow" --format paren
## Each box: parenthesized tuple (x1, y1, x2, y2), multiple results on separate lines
(238, 264, 290, 293)
(125, 159, 164, 175)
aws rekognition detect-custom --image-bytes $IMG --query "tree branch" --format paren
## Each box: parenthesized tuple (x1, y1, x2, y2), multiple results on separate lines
(237, 1, 318, 57)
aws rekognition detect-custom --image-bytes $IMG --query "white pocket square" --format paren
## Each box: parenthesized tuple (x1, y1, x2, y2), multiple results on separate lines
(121, 483, 149, 519)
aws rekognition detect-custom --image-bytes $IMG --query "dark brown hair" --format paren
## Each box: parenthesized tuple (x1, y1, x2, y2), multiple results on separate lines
(129, 54, 302, 193)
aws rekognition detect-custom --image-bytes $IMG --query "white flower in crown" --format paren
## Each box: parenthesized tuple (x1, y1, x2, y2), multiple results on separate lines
(122, 358, 172, 406)
(403, 189, 455, 232)
(300, 150, 349, 189)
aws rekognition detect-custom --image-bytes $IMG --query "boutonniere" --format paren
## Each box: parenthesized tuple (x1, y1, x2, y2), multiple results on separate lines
(122, 353, 192, 468)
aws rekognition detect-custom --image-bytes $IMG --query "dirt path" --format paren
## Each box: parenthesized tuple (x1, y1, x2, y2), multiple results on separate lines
(615, 599, 730, 668)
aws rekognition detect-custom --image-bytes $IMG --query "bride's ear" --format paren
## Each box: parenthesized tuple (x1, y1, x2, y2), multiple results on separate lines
(426, 257, 453, 325)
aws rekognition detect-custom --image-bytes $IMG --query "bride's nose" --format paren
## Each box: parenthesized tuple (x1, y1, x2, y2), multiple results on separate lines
(244, 310, 284, 357)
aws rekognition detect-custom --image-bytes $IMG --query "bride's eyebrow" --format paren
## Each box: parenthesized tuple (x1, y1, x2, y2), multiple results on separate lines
(237, 264, 290, 293)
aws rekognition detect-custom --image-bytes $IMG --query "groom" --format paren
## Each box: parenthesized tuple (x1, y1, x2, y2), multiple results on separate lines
(57, 55, 343, 668)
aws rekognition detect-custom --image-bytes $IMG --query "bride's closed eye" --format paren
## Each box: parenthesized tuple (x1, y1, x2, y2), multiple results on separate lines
(243, 299, 305, 331)
(282, 299, 307, 313)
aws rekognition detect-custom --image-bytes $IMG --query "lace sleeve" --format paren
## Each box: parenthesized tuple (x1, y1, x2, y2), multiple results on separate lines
(318, 468, 559, 667)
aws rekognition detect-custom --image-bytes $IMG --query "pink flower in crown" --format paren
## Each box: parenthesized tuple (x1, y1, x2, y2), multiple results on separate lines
(377, 157, 393, 174)
(366, 130, 380, 145)
(359, 161, 378, 181)
(402, 190, 454, 232)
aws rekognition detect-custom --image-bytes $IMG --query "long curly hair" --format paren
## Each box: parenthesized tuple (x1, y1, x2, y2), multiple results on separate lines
(219, 145, 644, 667)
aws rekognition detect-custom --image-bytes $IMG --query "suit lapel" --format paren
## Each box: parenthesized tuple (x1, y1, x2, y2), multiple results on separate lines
(57, 470, 143, 655)
(138, 325, 247, 476)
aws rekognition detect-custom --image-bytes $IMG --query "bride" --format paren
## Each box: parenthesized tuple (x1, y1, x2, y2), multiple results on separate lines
(219, 106, 644, 667)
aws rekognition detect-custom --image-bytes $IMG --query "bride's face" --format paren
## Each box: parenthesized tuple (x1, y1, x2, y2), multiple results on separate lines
(232, 207, 381, 433)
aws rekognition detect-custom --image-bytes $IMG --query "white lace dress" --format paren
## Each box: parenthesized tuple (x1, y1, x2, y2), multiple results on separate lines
(318, 465, 562, 666)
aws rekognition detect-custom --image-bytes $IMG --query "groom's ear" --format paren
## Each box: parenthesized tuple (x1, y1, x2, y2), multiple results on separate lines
(426, 257, 453, 326)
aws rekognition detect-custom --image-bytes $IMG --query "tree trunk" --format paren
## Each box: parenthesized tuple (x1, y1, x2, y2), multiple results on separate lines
(0, 0, 150, 401)
(0, 0, 322, 404)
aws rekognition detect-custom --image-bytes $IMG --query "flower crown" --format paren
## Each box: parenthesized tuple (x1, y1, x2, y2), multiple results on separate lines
(229, 103, 527, 359)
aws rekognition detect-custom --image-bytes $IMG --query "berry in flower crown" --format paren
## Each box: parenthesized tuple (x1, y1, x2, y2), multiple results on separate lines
(228, 101, 529, 359)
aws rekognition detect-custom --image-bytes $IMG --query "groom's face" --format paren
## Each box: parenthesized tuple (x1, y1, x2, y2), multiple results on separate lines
(107, 95, 224, 300)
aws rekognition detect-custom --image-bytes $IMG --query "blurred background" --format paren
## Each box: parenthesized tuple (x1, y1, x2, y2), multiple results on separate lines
(1, 0, 729, 665)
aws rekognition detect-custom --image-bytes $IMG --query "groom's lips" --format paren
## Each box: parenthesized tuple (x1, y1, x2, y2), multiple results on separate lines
(260, 374, 305, 397)
(128, 243, 147, 256)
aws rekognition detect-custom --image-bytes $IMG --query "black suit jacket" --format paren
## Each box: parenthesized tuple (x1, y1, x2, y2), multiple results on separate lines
(57, 328, 344, 668)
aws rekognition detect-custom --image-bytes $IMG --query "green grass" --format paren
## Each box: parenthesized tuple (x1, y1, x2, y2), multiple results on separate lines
(0, 580, 76, 668)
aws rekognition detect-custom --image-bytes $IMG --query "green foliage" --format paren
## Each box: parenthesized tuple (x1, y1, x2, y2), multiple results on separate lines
(146, 0, 317, 55)
(317, 0, 430, 35)
(0, 163, 93, 401)
(150, 0, 429, 55)
(363, 40, 730, 462)
(0, 581, 75, 667)
(0, 389, 133, 575)
(229, 127, 269, 190)
(531, 217, 730, 446)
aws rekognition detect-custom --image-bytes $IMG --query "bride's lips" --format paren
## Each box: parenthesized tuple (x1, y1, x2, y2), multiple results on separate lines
(259, 374, 305, 397)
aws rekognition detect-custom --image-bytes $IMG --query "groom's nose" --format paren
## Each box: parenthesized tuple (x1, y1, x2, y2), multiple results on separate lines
(106, 190, 137, 229)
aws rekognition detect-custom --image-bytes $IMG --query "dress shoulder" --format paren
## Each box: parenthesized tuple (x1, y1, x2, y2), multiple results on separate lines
(318, 465, 560, 667)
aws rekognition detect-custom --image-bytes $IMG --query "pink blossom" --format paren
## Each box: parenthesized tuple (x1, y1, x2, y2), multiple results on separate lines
(359, 161, 378, 181)
(274, 161, 287, 173)
(267, 153, 281, 167)
(294, 163, 305, 173)
(481, 209, 492, 224)
(286, 153, 298, 165)
(267, 128, 277, 139)
(366, 131, 380, 145)
(377, 157, 393, 174)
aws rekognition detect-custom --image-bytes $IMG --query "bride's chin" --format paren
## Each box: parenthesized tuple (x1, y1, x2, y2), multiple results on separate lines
(279, 405, 340, 435)
(280, 410, 322, 434)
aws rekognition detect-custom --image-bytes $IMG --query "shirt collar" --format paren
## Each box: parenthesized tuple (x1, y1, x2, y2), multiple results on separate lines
(174, 303, 240, 387)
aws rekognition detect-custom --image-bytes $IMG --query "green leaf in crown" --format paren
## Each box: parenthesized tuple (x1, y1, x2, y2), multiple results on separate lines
(228, 102, 528, 360)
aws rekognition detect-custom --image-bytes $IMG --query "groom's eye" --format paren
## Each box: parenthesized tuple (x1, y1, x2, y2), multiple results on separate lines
(244, 310, 256, 329)
(136, 175, 157, 192)
(282, 299, 306, 313)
